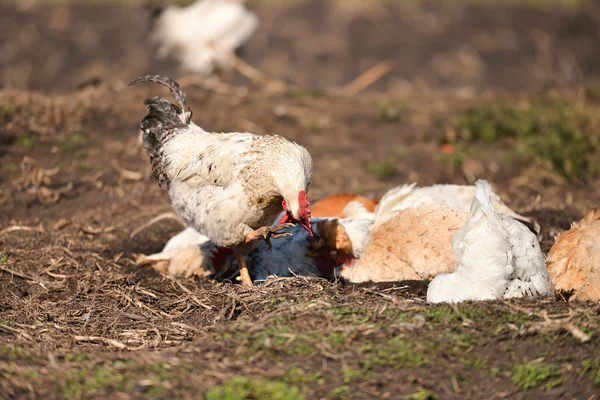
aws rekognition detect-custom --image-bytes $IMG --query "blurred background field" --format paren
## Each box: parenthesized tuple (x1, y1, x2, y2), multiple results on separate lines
(1, 1, 600, 399)
(2, 0, 600, 91)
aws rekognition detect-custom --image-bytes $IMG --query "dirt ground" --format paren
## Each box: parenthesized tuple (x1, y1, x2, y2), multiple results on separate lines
(1, 1, 600, 399)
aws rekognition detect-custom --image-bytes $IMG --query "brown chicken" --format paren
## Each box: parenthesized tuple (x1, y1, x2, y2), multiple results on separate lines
(547, 209, 600, 301)
(340, 204, 467, 282)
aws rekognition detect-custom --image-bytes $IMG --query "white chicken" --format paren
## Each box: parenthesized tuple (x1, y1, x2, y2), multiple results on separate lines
(374, 182, 536, 230)
(150, 0, 258, 75)
(130, 75, 313, 286)
(135, 227, 227, 278)
(427, 180, 552, 303)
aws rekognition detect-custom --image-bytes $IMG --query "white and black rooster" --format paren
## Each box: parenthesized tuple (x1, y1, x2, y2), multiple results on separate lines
(130, 75, 313, 286)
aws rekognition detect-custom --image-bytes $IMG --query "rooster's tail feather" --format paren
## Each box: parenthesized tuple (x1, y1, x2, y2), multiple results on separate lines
(130, 75, 193, 187)
(130, 75, 190, 119)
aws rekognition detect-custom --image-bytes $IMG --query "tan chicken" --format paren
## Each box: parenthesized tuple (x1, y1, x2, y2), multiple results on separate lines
(547, 209, 600, 301)
(340, 182, 533, 283)
(311, 194, 378, 219)
(340, 204, 466, 283)
(130, 75, 313, 286)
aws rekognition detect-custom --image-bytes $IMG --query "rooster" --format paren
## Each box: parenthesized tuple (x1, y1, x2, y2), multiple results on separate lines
(427, 180, 552, 303)
(130, 75, 313, 286)
(150, 0, 258, 76)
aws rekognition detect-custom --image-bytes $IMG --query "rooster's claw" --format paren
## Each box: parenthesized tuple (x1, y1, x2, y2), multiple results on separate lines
(245, 223, 295, 249)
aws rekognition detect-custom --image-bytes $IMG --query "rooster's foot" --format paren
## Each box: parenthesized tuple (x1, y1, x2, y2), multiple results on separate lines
(245, 223, 294, 249)
(234, 250, 253, 287)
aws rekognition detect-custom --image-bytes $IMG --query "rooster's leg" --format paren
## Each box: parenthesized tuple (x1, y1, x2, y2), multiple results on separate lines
(244, 223, 295, 249)
(233, 249, 253, 287)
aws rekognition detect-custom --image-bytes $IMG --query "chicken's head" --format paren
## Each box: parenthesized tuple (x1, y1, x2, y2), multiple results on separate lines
(312, 219, 356, 266)
(303, 219, 357, 277)
(279, 190, 314, 236)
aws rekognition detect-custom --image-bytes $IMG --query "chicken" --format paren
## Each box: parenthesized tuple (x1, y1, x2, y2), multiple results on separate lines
(135, 227, 232, 278)
(130, 75, 313, 286)
(150, 0, 258, 76)
(312, 213, 374, 268)
(250, 215, 373, 282)
(546, 209, 600, 301)
(427, 180, 552, 303)
(311, 194, 378, 219)
(340, 204, 467, 283)
(137, 212, 373, 282)
(340, 181, 538, 284)
(339, 182, 472, 283)
(374, 182, 536, 231)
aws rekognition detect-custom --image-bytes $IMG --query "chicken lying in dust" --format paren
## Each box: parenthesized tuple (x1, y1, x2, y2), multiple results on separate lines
(136, 226, 231, 279)
(374, 182, 537, 231)
(547, 209, 600, 301)
(136, 206, 374, 283)
(427, 180, 552, 303)
(339, 181, 535, 283)
(150, 0, 258, 75)
(130, 75, 313, 286)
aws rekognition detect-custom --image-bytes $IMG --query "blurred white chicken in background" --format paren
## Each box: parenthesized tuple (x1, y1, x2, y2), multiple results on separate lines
(150, 0, 258, 76)
(427, 180, 552, 303)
